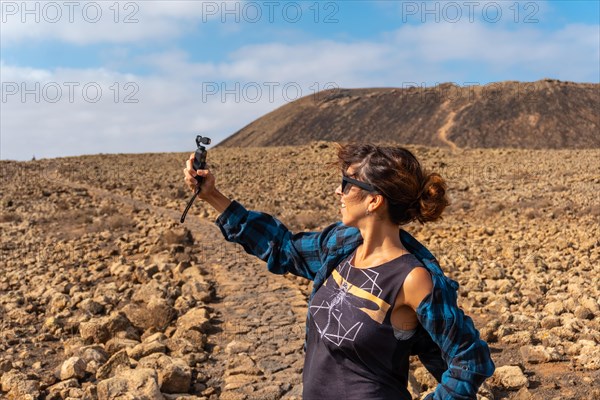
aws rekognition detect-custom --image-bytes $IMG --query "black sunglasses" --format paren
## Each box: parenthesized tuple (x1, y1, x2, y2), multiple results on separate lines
(342, 175, 377, 194)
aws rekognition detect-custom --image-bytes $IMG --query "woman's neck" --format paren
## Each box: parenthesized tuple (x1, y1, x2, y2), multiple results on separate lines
(354, 221, 409, 267)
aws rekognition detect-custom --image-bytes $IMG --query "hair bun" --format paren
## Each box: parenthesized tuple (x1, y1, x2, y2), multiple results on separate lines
(416, 173, 450, 224)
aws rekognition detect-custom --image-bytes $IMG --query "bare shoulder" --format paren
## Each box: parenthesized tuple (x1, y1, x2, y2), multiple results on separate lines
(402, 266, 433, 310)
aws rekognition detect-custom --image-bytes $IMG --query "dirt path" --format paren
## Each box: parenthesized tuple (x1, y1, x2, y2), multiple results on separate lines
(57, 177, 310, 399)
(437, 102, 468, 152)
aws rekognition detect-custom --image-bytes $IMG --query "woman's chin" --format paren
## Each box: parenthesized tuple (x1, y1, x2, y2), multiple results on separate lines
(340, 214, 354, 226)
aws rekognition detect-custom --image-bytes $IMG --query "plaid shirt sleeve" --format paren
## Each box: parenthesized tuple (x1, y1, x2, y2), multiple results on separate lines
(417, 265, 495, 399)
(214, 200, 348, 280)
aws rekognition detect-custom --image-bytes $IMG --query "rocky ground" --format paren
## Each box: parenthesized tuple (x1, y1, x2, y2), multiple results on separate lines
(1, 142, 599, 399)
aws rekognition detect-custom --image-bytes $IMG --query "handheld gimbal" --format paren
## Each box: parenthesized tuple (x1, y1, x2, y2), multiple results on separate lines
(180, 135, 211, 223)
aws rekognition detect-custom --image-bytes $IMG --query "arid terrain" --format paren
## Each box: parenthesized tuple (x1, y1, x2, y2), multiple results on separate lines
(1, 142, 599, 399)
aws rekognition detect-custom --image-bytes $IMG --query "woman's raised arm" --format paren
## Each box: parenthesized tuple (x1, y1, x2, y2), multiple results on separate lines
(182, 153, 357, 281)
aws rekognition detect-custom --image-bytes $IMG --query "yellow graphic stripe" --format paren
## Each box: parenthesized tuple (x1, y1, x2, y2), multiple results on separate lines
(331, 269, 390, 324)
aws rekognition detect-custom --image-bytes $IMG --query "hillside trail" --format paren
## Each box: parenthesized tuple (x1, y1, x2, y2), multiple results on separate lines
(437, 101, 468, 152)
(55, 176, 309, 399)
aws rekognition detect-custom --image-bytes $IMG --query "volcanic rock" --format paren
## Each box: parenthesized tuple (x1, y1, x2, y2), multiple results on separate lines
(97, 368, 163, 400)
(491, 365, 529, 390)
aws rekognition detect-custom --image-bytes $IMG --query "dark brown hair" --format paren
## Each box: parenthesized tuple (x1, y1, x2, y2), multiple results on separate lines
(336, 143, 450, 225)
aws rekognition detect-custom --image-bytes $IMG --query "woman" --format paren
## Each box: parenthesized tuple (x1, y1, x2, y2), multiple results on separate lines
(183, 143, 495, 399)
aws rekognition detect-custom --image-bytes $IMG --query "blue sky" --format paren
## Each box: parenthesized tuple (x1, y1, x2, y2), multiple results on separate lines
(1, 0, 599, 160)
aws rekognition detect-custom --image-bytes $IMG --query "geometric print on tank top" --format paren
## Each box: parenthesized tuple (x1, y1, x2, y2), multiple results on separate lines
(309, 251, 410, 347)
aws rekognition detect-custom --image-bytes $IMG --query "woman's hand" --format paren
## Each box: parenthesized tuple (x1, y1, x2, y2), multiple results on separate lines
(183, 153, 232, 213)
(183, 153, 216, 199)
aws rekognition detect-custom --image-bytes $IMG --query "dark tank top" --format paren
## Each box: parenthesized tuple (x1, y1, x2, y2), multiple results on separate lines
(303, 249, 424, 400)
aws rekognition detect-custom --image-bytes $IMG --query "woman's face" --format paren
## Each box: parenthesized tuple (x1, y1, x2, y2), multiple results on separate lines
(335, 165, 370, 226)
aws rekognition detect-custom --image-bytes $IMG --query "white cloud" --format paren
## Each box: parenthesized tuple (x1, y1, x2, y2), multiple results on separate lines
(223, 41, 392, 83)
(0, 61, 287, 160)
(389, 21, 600, 80)
(0, 0, 234, 45)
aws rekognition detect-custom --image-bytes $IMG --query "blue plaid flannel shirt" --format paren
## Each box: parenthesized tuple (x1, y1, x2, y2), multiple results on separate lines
(215, 200, 495, 399)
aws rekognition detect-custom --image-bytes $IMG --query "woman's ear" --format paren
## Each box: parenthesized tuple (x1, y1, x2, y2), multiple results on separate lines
(369, 193, 386, 212)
